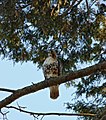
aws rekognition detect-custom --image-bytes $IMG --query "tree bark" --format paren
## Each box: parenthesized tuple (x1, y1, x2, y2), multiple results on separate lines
(0, 61, 106, 109)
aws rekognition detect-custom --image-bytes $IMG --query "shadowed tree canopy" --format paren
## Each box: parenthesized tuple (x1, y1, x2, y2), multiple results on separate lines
(0, 0, 106, 120)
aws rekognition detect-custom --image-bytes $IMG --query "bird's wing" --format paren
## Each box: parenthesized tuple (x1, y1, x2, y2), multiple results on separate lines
(57, 59, 63, 76)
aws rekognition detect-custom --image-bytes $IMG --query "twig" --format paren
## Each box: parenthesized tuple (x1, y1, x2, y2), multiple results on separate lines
(16, 102, 26, 110)
(0, 88, 15, 93)
(85, 0, 89, 13)
(60, 0, 78, 17)
(40, 115, 44, 120)
(90, 0, 98, 8)
(6, 105, 96, 117)
(60, 0, 83, 17)
(0, 110, 9, 120)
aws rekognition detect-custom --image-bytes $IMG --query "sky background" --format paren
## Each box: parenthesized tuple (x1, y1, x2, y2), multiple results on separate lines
(0, 1, 105, 120)
(0, 58, 77, 120)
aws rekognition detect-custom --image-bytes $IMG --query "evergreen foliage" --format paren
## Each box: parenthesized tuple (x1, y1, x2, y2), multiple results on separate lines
(0, 0, 106, 119)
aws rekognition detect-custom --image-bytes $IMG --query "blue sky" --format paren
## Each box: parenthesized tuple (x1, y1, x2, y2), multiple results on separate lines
(0, 1, 105, 120)
(0, 59, 77, 120)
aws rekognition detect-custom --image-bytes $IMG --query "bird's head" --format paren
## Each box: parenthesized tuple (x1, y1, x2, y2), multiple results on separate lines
(48, 49, 57, 59)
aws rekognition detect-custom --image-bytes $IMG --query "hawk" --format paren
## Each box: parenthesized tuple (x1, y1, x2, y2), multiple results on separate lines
(42, 50, 62, 99)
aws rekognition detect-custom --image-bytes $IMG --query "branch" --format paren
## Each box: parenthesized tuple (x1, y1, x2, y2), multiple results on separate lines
(6, 105, 96, 117)
(0, 88, 15, 93)
(85, 0, 89, 14)
(0, 110, 9, 120)
(0, 61, 106, 109)
(60, 0, 83, 17)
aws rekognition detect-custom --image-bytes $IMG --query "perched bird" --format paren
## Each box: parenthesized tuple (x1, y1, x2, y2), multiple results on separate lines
(42, 50, 62, 99)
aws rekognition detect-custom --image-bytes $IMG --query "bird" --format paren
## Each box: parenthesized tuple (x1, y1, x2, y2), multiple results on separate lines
(42, 50, 62, 99)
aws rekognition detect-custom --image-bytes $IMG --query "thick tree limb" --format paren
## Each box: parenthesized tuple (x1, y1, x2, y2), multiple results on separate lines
(6, 106, 96, 117)
(0, 61, 106, 109)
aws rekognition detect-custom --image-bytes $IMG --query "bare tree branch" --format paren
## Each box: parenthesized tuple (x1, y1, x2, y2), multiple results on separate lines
(85, 0, 89, 12)
(6, 105, 96, 117)
(0, 109, 9, 120)
(0, 88, 15, 93)
(0, 61, 106, 109)
(85, 0, 90, 20)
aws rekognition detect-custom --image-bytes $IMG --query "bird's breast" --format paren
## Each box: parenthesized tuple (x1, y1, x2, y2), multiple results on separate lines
(43, 57, 59, 78)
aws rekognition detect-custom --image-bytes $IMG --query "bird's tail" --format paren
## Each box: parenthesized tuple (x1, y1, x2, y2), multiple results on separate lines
(50, 85, 59, 99)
